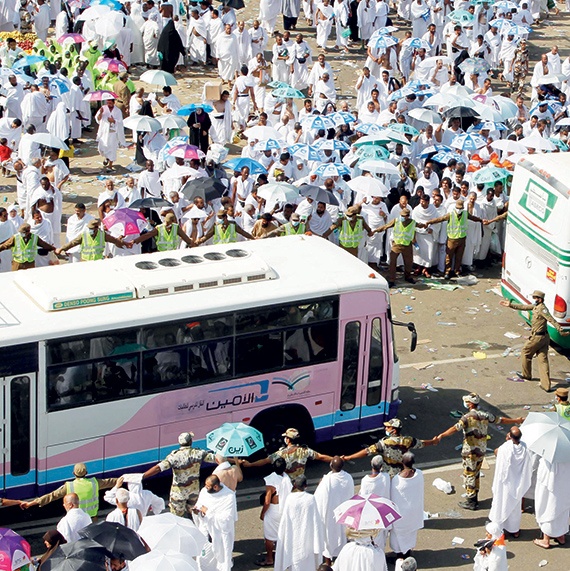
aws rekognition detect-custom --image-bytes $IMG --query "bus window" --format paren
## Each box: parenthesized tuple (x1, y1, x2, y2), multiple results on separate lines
(235, 331, 284, 375)
(48, 364, 94, 409)
(143, 348, 187, 391)
(236, 306, 288, 333)
(0, 344, 38, 376)
(10, 376, 30, 476)
(188, 339, 233, 385)
(340, 321, 360, 411)
(92, 357, 139, 401)
(366, 318, 384, 406)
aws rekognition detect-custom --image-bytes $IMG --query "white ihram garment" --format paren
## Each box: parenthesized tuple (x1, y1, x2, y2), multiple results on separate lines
(389, 470, 424, 554)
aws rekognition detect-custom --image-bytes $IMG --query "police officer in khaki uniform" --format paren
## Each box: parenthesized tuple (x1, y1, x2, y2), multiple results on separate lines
(500, 290, 570, 392)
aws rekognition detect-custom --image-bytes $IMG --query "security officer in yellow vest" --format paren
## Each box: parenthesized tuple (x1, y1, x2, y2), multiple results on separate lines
(56, 219, 127, 261)
(550, 387, 570, 419)
(264, 212, 308, 238)
(0, 222, 56, 271)
(323, 206, 374, 257)
(21, 463, 118, 519)
(425, 199, 482, 280)
(196, 209, 254, 245)
(374, 208, 427, 287)
(500, 290, 570, 392)
(134, 213, 196, 251)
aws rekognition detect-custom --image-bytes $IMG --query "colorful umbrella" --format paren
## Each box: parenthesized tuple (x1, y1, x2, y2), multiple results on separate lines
(177, 103, 214, 115)
(57, 33, 86, 44)
(367, 35, 398, 49)
(102, 208, 148, 236)
(48, 77, 70, 95)
(288, 143, 322, 162)
(312, 163, 350, 177)
(83, 90, 118, 102)
(418, 144, 454, 158)
(140, 69, 178, 87)
(329, 111, 357, 126)
(268, 80, 290, 89)
(0, 528, 31, 571)
(12, 55, 46, 69)
(431, 150, 465, 164)
(451, 133, 487, 151)
(390, 123, 420, 137)
(313, 138, 350, 151)
(91, 0, 123, 9)
(354, 145, 390, 161)
(471, 166, 510, 185)
(403, 37, 431, 50)
(223, 157, 267, 174)
(300, 115, 336, 130)
(355, 123, 385, 135)
(254, 138, 285, 151)
(206, 422, 265, 457)
(167, 144, 204, 160)
(95, 58, 127, 73)
(447, 9, 474, 25)
(272, 86, 305, 99)
(334, 493, 402, 530)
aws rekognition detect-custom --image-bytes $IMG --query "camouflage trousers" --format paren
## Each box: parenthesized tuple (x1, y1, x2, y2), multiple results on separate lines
(462, 454, 483, 499)
(169, 487, 199, 517)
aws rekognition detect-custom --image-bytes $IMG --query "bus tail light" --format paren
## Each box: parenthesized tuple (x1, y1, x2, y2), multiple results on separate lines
(502, 252, 506, 269)
(554, 295, 567, 319)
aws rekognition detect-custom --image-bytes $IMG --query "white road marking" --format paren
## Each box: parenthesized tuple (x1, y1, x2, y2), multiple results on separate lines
(401, 352, 506, 370)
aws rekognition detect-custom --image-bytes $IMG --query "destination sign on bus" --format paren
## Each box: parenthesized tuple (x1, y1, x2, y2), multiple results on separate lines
(520, 179, 558, 223)
(51, 291, 135, 310)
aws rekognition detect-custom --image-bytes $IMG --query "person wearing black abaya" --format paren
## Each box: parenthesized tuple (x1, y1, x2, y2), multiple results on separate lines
(36, 529, 66, 570)
(136, 100, 155, 166)
(187, 107, 212, 155)
(157, 3, 185, 73)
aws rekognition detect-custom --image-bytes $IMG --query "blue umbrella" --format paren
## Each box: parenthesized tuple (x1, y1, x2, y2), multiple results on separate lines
(312, 163, 350, 177)
(223, 157, 267, 174)
(301, 115, 336, 130)
(355, 145, 390, 161)
(91, 0, 123, 9)
(405, 37, 431, 50)
(177, 103, 214, 115)
(390, 123, 420, 136)
(313, 138, 350, 151)
(388, 86, 416, 102)
(272, 86, 305, 99)
(254, 138, 285, 151)
(504, 23, 532, 36)
(268, 80, 290, 89)
(158, 135, 189, 163)
(548, 137, 569, 151)
(469, 121, 508, 132)
(432, 151, 466, 164)
(367, 35, 398, 49)
(471, 166, 510, 185)
(374, 26, 399, 35)
(459, 58, 491, 75)
(329, 111, 356, 125)
(355, 123, 385, 135)
(49, 77, 70, 95)
(418, 144, 453, 158)
(206, 422, 265, 457)
(12, 55, 47, 69)
(451, 133, 487, 151)
(288, 143, 321, 161)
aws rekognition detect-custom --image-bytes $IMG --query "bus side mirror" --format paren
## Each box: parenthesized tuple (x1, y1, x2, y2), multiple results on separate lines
(392, 320, 418, 353)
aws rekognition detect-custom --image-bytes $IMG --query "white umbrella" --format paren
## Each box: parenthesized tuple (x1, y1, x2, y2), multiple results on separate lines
(29, 133, 69, 150)
(408, 108, 443, 125)
(140, 70, 178, 87)
(244, 125, 282, 140)
(257, 182, 299, 205)
(491, 95, 519, 120)
(137, 513, 207, 557)
(358, 159, 400, 176)
(521, 412, 570, 463)
(473, 102, 503, 122)
(157, 115, 188, 130)
(95, 12, 124, 37)
(160, 167, 201, 181)
(556, 117, 570, 127)
(77, 4, 110, 20)
(422, 92, 464, 109)
(491, 139, 527, 154)
(130, 551, 199, 571)
(347, 176, 389, 197)
(123, 116, 162, 132)
(418, 56, 453, 69)
(520, 133, 557, 151)
(184, 205, 208, 220)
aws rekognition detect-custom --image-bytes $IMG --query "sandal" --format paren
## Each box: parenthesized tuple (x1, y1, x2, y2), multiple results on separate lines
(533, 539, 550, 549)
(255, 560, 274, 567)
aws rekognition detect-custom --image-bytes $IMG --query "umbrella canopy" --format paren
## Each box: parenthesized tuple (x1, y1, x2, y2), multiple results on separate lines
(95, 12, 125, 37)
(470, 121, 507, 132)
(443, 106, 480, 119)
(312, 163, 350, 177)
(329, 111, 356, 126)
(181, 177, 227, 202)
(447, 9, 474, 25)
(138, 513, 207, 556)
(140, 70, 178, 87)
(521, 412, 570, 463)
(354, 145, 390, 161)
(102, 208, 148, 236)
(357, 159, 400, 176)
(403, 37, 431, 50)
(244, 125, 282, 140)
(268, 80, 290, 89)
(418, 144, 454, 158)
(130, 551, 198, 571)
(123, 116, 162, 132)
(471, 166, 510, 185)
(157, 115, 188, 130)
(42, 539, 110, 571)
(491, 95, 519, 119)
(79, 521, 147, 561)
(12, 55, 47, 69)
(177, 103, 214, 115)
(257, 182, 299, 205)
(57, 33, 86, 44)
(272, 86, 305, 99)
(347, 176, 389, 197)
(355, 123, 385, 135)
(459, 58, 491, 75)
(299, 184, 340, 205)
(353, 133, 394, 147)
(254, 138, 285, 151)
(490, 139, 527, 154)
(367, 34, 398, 49)
(83, 90, 118, 102)
(334, 493, 402, 530)
(408, 107, 443, 125)
(206, 422, 265, 457)
(300, 115, 336, 130)
(520, 133, 557, 151)
(450, 133, 487, 151)
(130, 197, 174, 209)
(0, 528, 31, 571)
(432, 150, 465, 164)
(288, 143, 321, 162)
(390, 123, 420, 137)
(48, 78, 70, 95)
(168, 144, 204, 160)
(77, 4, 111, 20)
(29, 133, 69, 150)
(313, 138, 350, 151)
(95, 58, 127, 73)
(223, 157, 267, 174)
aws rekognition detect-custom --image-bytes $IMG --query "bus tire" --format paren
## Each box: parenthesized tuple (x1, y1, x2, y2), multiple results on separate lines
(250, 404, 315, 453)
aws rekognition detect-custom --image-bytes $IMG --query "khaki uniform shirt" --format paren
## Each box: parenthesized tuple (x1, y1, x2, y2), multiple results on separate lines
(455, 409, 498, 457)
(508, 301, 563, 335)
(366, 435, 424, 476)
(35, 477, 118, 507)
(159, 446, 216, 496)
(269, 445, 317, 479)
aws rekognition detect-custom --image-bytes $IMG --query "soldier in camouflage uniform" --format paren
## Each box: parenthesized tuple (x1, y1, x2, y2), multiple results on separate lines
(243, 428, 332, 478)
(143, 432, 216, 517)
(436, 393, 523, 510)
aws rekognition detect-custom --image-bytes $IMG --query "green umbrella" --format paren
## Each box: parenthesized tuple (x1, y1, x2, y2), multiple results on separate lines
(390, 123, 420, 137)
(471, 166, 510, 185)
(272, 86, 305, 99)
(206, 422, 265, 457)
(355, 145, 390, 161)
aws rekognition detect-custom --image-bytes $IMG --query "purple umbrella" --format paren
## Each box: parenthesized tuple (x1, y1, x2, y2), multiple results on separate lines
(333, 494, 402, 530)
(167, 144, 205, 160)
(102, 209, 148, 236)
(0, 528, 31, 571)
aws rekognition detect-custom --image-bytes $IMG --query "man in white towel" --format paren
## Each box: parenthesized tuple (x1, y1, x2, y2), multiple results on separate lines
(314, 456, 355, 565)
(489, 427, 532, 537)
(333, 528, 388, 571)
(106, 487, 143, 532)
(275, 475, 324, 571)
(56, 493, 92, 542)
(104, 475, 165, 517)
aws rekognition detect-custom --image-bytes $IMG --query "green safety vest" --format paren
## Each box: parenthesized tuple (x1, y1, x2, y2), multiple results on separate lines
(66, 477, 99, 517)
(393, 219, 416, 246)
(213, 223, 237, 244)
(556, 403, 570, 421)
(81, 230, 105, 261)
(13, 234, 38, 264)
(284, 222, 306, 235)
(156, 223, 179, 251)
(338, 218, 364, 248)
(448, 210, 468, 239)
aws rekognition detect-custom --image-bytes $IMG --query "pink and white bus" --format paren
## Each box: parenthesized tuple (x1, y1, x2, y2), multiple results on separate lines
(0, 235, 415, 498)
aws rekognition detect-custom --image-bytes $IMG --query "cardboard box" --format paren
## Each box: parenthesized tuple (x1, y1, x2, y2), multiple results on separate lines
(204, 81, 222, 101)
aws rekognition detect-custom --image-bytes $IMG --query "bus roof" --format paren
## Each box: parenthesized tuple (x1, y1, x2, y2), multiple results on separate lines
(0, 236, 389, 346)
(516, 153, 570, 191)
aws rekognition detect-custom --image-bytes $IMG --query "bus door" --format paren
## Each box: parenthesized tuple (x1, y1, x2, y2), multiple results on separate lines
(1, 374, 36, 497)
(335, 315, 387, 435)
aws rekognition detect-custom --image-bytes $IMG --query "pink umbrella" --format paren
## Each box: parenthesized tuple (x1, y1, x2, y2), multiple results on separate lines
(103, 209, 148, 236)
(83, 90, 119, 102)
(95, 58, 127, 73)
(333, 494, 402, 530)
(0, 528, 31, 571)
(57, 33, 86, 44)
(167, 144, 205, 160)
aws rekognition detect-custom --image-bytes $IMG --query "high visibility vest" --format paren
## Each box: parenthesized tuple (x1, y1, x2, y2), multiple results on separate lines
(81, 230, 105, 261)
(556, 403, 570, 421)
(156, 223, 179, 251)
(448, 210, 468, 239)
(284, 222, 306, 235)
(213, 223, 237, 244)
(66, 477, 99, 517)
(13, 234, 38, 264)
(338, 218, 364, 248)
(393, 219, 416, 246)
